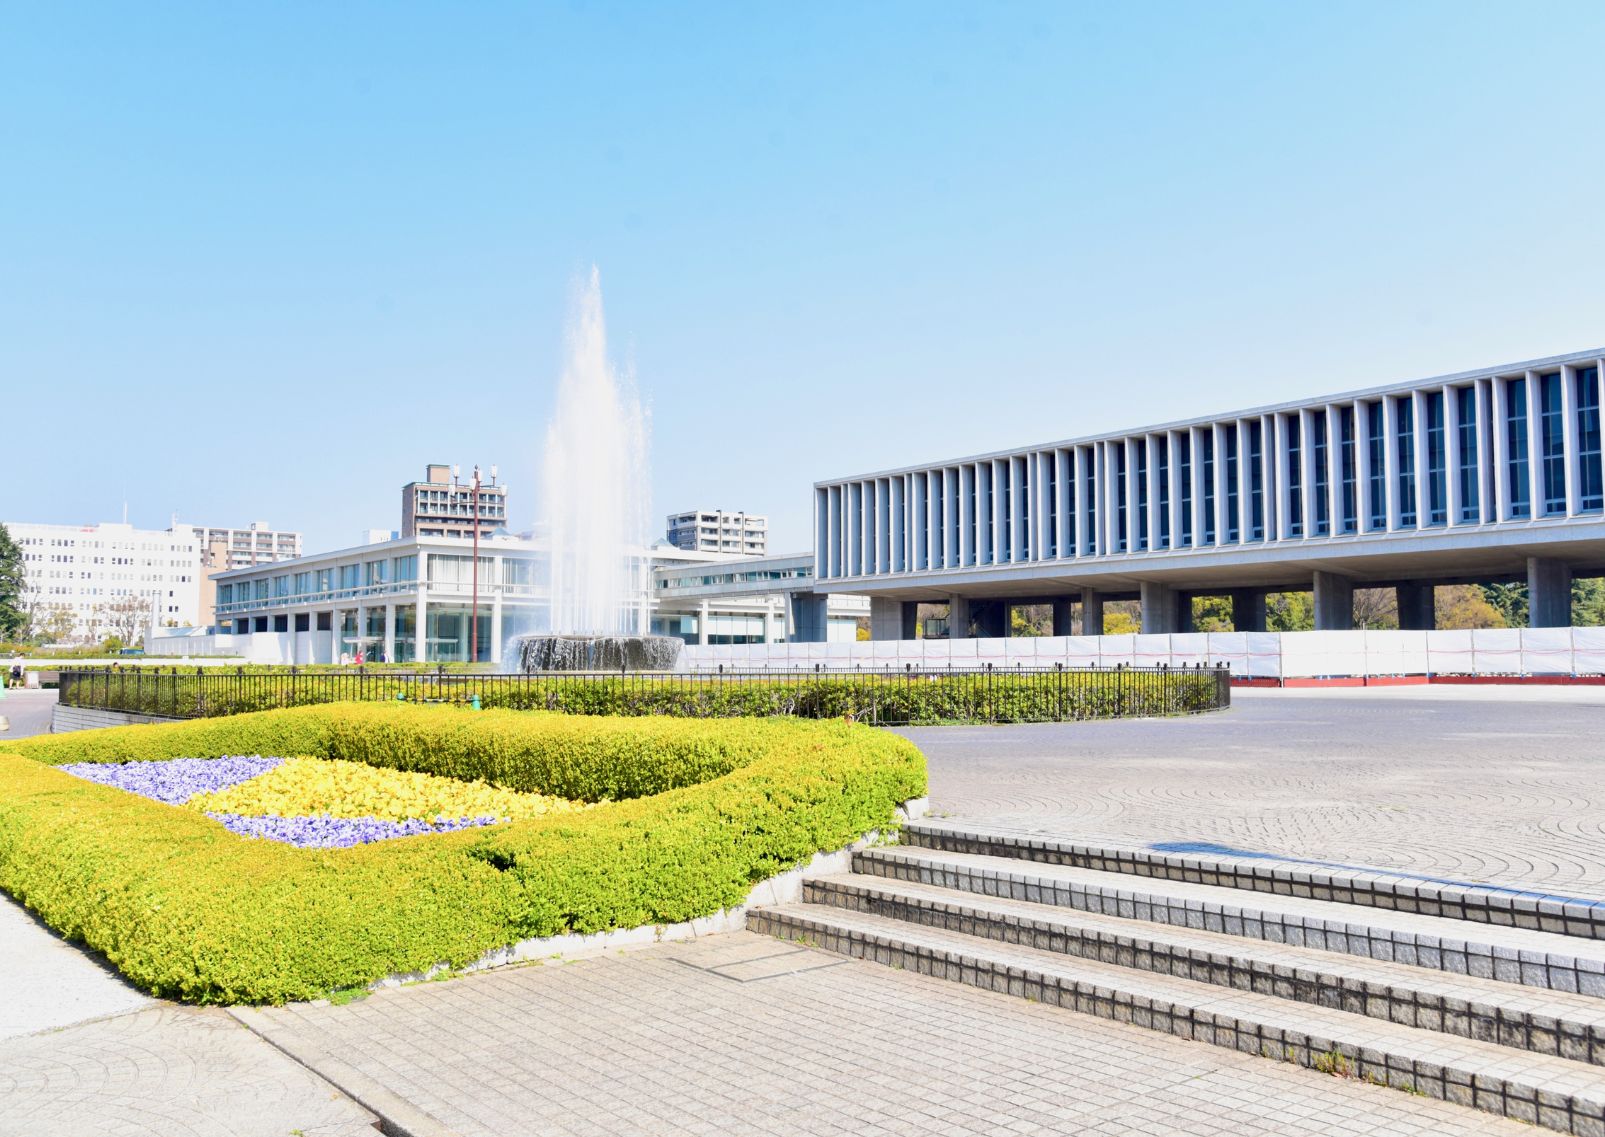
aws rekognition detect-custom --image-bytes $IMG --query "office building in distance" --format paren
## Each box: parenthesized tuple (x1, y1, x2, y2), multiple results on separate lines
(7, 520, 203, 638)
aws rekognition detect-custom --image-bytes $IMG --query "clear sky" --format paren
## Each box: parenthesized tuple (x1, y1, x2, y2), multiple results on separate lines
(3, 1, 1603, 554)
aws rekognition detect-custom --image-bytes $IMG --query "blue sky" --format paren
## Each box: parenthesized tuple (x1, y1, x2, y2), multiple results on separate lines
(3, 1, 1603, 554)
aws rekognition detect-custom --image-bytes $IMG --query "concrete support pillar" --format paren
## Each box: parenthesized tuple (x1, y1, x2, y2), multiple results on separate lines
(1051, 598, 1076, 637)
(1139, 582, 1182, 634)
(383, 602, 397, 664)
(697, 599, 710, 646)
(1312, 572, 1354, 631)
(490, 593, 503, 665)
(415, 595, 427, 663)
(763, 602, 778, 644)
(1396, 582, 1435, 631)
(947, 596, 972, 639)
(1231, 590, 1267, 633)
(1528, 557, 1573, 628)
(1080, 590, 1104, 636)
(869, 597, 905, 641)
(787, 594, 829, 643)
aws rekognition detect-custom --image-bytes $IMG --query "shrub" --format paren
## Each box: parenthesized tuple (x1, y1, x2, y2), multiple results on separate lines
(0, 704, 924, 1004)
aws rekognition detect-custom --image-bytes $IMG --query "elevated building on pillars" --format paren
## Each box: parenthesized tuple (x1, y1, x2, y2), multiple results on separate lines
(811, 347, 1605, 637)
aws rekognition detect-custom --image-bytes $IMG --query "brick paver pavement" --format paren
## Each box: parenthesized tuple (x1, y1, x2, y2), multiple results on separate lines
(254, 932, 1534, 1137)
(0, 1005, 376, 1137)
(905, 685, 1605, 896)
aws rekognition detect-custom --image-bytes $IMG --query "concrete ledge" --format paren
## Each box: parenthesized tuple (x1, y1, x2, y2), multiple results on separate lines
(49, 705, 182, 733)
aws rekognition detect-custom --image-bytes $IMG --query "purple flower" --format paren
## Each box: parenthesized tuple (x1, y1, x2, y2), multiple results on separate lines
(203, 813, 502, 849)
(61, 756, 283, 805)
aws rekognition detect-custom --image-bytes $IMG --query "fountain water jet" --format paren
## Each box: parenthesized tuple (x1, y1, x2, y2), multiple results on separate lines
(508, 268, 682, 672)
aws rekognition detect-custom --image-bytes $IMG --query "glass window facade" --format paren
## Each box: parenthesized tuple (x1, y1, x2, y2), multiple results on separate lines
(1224, 427, 1240, 543)
(1425, 390, 1447, 526)
(1083, 448, 1097, 555)
(1456, 387, 1480, 523)
(1114, 445, 1127, 553)
(1156, 439, 1170, 550)
(1133, 442, 1148, 552)
(1312, 412, 1330, 537)
(1539, 371, 1565, 516)
(1248, 421, 1264, 541)
(1339, 406, 1357, 534)
(1396, 396, 1417, 528)
(1200, 432, 1216, 544)
(1286, 417, 1303, 539)
(1507, 378, 1531, 519)
(1366, 402, 1386, 530)
(1579, 368, 1602, 513)
(1177, 435, 1193, 547)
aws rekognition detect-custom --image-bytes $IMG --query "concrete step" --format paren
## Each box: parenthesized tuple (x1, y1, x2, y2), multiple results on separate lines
(750, 902, 1605, 1135)
(854, 845, 1605, 996)
(805, 872, 1605, 1065)
(903, 819, 1605, 941)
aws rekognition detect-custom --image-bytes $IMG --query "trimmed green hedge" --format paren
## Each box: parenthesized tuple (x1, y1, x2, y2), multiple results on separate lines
(59, 668, 1227, 724)
(0, 704, 924, 1004)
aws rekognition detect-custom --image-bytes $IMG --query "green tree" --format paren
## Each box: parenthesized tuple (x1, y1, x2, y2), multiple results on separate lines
(0, 523, 25, 640)
(1480, 583, 1527, 627)
(1265, 591, 1314, 631)
(1435, 584, 1507, 629)
(1009, 604, 1051, 637)
(1191, 596, 1233, 632)
(1103, 600, 1140, 634)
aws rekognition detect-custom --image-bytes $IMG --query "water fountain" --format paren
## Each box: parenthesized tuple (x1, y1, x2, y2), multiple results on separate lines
(508, 268, 683, 672)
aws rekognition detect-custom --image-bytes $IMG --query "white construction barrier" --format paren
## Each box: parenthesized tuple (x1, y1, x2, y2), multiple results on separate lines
(680, 627, 1605, 680)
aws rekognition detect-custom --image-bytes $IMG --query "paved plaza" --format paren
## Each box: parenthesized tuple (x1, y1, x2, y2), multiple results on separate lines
(4, 687, 1605, 1134)
(908, 685, 1605, 897)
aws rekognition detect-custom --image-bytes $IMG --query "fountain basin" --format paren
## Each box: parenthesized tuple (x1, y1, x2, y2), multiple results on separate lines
(511, 634, 683, 673)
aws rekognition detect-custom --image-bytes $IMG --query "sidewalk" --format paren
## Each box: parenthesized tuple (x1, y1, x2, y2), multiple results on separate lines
(248, 931, 1530, 1137)
(0, 892, 376, 1137)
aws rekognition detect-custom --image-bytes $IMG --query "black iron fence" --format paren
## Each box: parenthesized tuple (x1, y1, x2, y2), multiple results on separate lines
(56, 664, 1231, 726)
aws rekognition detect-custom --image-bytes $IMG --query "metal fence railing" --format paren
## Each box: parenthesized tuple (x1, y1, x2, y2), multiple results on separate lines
(56, 664, 1231, 726)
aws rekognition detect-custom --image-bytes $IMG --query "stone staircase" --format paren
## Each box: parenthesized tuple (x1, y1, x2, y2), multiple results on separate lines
(750, 819, 1605, 1134)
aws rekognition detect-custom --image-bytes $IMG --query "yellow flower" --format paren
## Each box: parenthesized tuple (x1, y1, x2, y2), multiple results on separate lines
(189, 757, 582, 823)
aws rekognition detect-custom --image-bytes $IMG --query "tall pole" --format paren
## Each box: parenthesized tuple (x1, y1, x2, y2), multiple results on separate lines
(470, 465, 481, 665)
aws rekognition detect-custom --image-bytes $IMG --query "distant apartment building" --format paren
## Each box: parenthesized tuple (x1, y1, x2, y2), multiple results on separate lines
(8, 520, 201, 640)
(195, 523, 303, 628)
(666, 509, 768, 556)
(401, 464, 508, 539)
(192, 522, 302, 571)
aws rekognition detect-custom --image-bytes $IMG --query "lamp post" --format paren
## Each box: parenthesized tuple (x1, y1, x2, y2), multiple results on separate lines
(470, 465, 481, 665)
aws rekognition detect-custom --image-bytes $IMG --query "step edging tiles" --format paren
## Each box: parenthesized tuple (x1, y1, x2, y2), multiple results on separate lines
(854, 848, 1605, 998)
(903, 822, 1605, 941)
(751, 906, 1605, 1137)
(802, 875, 1605, 1066)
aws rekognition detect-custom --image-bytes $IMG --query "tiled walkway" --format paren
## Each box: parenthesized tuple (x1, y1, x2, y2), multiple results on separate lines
(253, 932, 1533, 1137)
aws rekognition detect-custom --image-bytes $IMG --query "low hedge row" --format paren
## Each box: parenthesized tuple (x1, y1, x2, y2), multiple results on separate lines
(59, 668, 1227, 724)
(0, 704, 925, 1003)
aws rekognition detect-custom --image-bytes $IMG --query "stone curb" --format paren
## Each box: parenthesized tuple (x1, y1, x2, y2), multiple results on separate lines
(229, 1005, 461, 1137)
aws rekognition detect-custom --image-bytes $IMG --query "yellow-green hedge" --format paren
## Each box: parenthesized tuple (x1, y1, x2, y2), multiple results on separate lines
(0, 704, 925, 1004)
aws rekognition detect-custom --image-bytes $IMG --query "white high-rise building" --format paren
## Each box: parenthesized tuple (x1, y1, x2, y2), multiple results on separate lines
(7, 521, 202, 641)
(666, 509, 768, 556)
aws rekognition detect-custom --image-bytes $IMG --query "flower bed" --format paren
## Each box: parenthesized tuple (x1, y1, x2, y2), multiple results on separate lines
(57, 754, 581, 848)
(0, 703, 924, 1004)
